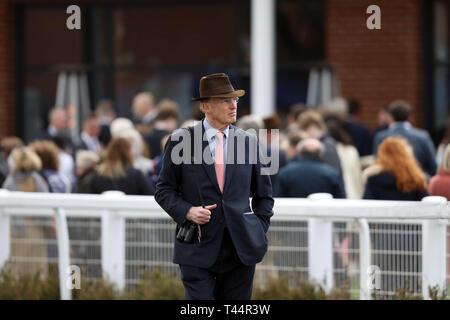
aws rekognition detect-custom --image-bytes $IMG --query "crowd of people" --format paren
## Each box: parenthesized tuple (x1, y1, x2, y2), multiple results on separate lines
(1, 92, 450, 203)
(2, 88, 450, 288)
(240, 98, 450, 202)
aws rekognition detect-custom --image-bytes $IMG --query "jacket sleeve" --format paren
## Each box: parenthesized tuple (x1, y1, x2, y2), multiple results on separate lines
(423, 133, 437, 176)
(373, 131, 384, 156)
(250, 139, 274, 233)
(334, 174, 346, 199)
(273, 174, 282, 197)
(155, 135, 193, 225)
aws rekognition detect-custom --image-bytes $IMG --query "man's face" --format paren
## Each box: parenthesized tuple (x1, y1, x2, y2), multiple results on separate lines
(202, 97, 238, 129)
(51, 110, 67, 132)
(132, 100, 145, 119)
(84, 118, 101, 137)
(132, 94, 153, 119)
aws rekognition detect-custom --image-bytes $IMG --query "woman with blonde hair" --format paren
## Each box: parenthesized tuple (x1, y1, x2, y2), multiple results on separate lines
(90, 137, 154, 195)
(2, 146, 48, 192)
(362, 136, 428, 200)
(429, 144, 450, 200)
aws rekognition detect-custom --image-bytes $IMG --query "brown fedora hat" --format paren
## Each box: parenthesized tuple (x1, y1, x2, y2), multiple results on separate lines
(192, 73, 245, 101)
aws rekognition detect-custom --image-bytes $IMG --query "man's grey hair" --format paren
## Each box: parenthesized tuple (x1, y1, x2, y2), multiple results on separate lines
(296, 138, 325, 160)
(110, 117, 134, 137)
(236, 115, 264, 132)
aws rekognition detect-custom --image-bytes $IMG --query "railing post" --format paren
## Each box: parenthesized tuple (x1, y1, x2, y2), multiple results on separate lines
(358, 218, 372, 300)
(307, 193, 333, 292)
(421, 196, 448, 299)
(0, 190, 10, 270)
(251, 0, 275, 118)
(101, 191, 126, 291)
(0, 213, 9, 270)
(55, 208, 72, 300)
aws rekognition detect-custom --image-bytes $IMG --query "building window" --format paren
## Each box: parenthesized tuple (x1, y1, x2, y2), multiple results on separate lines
(18, 1, 325, 141)
(432, 0, 449, 135)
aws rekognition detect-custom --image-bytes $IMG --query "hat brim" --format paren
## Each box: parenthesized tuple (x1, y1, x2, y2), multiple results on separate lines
(192, 89, 245, 101)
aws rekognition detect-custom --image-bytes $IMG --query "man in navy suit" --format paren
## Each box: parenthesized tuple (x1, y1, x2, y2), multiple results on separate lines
(373, 100, 437, 176)
(155, 73, 274, 300)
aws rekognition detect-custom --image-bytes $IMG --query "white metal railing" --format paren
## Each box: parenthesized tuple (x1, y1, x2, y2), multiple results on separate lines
(0, 189, 449, 300)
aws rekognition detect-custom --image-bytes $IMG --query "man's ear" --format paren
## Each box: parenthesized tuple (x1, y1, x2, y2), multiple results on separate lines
(201, 101, 209, 113)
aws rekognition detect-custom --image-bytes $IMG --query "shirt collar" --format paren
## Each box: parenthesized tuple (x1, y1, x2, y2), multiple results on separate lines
(81, 131, 97, 141)
(142, 109, 157, 124)
(203, 118, 229, 142)
(390, 121, 412, 130)
(48, 125, 58, 137)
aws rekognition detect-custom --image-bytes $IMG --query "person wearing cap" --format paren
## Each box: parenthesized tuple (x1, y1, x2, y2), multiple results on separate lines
(155, 73, 274, 300)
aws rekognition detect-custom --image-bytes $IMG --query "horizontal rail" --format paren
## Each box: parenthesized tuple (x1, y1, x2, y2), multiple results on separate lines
(0, 191, 449, 220)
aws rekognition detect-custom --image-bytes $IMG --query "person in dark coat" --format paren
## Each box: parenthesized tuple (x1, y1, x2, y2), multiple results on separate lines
(90, 137, 154, 195)
(325, 97, 373, 157)
(373, 100, 437, 177)
(275, 138, 345, 198)
(155, 73, 274, 300)
(344, 99, 373, 157)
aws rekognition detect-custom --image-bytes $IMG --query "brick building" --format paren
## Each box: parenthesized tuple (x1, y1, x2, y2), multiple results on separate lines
(0, 0, 448, 143)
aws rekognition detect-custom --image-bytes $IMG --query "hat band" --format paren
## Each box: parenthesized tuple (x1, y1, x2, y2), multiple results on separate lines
(201, 85, 235, 97)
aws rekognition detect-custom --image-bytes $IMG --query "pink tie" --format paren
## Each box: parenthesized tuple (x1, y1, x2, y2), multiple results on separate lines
(214, 132, 225, 193)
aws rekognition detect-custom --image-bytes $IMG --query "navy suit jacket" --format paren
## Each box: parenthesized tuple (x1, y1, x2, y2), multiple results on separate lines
(343, 119, 372, 156)
(373, 123, 437, 176)
(275, 157, 346, 198)
(155, 121, 274, 268)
